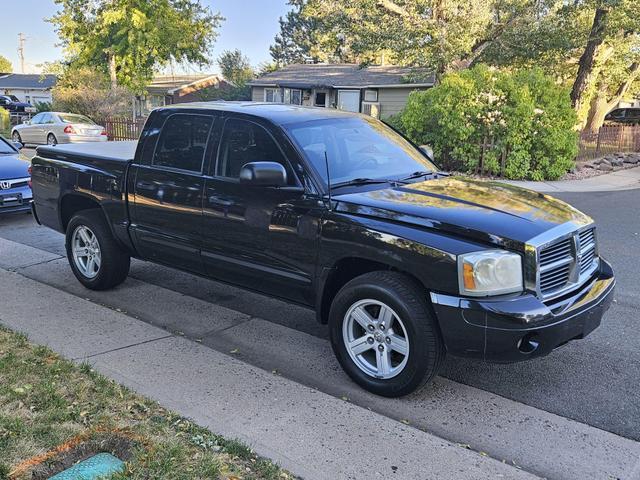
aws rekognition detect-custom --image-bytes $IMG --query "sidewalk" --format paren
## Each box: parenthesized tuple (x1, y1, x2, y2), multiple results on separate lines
(501, 166, 640, 192)
(0, 272, 537, 479)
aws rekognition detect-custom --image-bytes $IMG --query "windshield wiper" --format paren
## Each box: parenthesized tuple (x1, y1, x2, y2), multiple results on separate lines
(331, 177, 403, 190)
(401, 170, 434, 181)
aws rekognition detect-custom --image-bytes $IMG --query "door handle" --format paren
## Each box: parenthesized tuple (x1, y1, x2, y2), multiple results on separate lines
(137, 181, 156, 191)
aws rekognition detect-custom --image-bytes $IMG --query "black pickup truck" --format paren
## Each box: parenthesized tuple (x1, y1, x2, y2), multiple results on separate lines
(31, 102, 615, 397)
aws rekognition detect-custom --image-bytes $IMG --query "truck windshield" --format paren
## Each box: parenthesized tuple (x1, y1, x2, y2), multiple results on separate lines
(284, 116, 436, 186)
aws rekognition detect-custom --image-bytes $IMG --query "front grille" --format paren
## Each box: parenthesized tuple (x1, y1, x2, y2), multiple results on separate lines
(537, 227, 598, 299)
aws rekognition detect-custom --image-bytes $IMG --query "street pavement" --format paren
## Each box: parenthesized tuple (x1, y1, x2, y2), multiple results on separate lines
(2, 154, 640, 478)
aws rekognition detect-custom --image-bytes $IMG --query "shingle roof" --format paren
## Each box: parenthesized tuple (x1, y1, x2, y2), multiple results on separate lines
(249, 63, 434, 89)
(0, 74, 57, 90)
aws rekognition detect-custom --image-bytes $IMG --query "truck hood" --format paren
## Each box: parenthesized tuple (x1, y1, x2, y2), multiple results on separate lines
(334, 176, 593, 247)
(0, 153, 30, 180)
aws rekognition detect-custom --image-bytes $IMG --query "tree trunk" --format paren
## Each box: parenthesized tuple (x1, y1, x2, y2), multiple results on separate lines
(108, 53, 118, 88)
(570, 8, 608, 111)
(583, 62, 640, 132)
(583, 83, 609, 133)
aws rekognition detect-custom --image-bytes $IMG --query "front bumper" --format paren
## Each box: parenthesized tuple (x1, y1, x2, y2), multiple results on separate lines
(430, 259, 615, 362)
(0, 187, 32, 214)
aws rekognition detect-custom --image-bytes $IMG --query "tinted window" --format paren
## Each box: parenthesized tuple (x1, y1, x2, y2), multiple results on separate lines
(59, 113, 96, 124)
(216, 118, 294, 183)
(608, 109, 625, 119)
(153, 114, 213, 172)
(286, 117, 437, 185)
(626, 109, 640, 119)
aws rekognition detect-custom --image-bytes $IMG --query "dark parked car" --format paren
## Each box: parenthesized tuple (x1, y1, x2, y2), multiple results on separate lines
(0, 135, 31, 214)
(30, 103, 615, 397)
(0, 94, 36, 114)
(604, 107, 640, 125)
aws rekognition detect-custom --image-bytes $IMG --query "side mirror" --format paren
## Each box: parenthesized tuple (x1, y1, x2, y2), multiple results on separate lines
(419, 145, 434, 162)
(12, 141, 23, 151)
(239, 161, 288, 187)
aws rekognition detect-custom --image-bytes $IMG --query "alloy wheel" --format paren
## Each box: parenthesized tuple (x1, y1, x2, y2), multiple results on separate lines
(342, 299, 410, 379)
(71, 225, 101, 278)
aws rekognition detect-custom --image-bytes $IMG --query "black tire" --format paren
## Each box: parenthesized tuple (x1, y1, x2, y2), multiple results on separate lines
(328, 271, 444, 397)
(47, 133, 57, 146)
(65, 209, 130, 290)
(12, 131, 22, 144)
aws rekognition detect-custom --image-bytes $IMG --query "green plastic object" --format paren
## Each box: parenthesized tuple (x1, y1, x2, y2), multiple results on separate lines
(48, 452, 124, 479)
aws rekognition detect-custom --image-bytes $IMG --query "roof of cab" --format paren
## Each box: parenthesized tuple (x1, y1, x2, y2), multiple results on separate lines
(158, 101, 362, 125)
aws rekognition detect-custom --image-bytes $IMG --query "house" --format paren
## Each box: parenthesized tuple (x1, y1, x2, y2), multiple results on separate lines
(134, 74, 233, 118)
(0, 73, 57, 105)
(248, 63, 435, 118)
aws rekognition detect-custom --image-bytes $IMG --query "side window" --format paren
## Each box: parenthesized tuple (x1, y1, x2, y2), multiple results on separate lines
(153, 114, 213, 172)
(40, 114, 51, 124)
(30, 113, 44, 124)
(216, 118, 294, 184)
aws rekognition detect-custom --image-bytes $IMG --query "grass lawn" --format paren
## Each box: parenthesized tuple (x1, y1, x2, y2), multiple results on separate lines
(0, 326, 294, 480)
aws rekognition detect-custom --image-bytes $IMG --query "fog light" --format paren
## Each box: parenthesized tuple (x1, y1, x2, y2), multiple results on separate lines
(517, 332, 540, 354)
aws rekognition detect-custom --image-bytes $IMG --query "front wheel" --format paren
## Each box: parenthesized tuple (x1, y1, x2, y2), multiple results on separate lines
(65, 210, 130, 290)
(12, 131, 22, 144)
(329, 271, 444, 397)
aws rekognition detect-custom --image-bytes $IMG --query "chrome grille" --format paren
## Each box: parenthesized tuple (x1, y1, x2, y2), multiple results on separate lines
(537, 227, 598, 299)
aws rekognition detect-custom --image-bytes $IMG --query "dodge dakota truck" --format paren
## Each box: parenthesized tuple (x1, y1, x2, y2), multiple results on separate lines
(30, 102, 615, 397)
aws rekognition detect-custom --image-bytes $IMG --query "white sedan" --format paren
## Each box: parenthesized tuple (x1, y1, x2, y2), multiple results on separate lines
(11, 112, 108, 146)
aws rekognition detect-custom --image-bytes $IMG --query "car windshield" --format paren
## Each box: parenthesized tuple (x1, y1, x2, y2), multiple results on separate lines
(0, 137, 16, 154)
(284, 116, 436, 186)
(59, 113, 96, 124)
(7, 95, 20, 102)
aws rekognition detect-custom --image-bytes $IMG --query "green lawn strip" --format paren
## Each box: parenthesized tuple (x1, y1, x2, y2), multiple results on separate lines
(0, 326, 293, 480)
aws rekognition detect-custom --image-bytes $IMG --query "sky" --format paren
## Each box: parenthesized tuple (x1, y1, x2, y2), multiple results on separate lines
(0, 0, 291, 74)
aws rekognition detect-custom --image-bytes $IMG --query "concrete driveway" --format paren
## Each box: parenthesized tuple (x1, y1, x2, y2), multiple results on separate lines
(1, 183, 639, 479)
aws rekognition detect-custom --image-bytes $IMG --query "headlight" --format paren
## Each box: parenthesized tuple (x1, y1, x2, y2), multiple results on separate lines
(458, 250, 523, 296)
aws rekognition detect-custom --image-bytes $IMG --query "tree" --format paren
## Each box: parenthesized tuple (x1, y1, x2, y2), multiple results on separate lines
(51, 65, 132, 118)
(217, 49, 254, 87)
(49, 0, 223, 93)
(0, 55, 12, 73)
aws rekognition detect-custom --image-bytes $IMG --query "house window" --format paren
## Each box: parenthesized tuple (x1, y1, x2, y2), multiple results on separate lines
(364, 90, 378, 102)
(264, 88, 281, 103)
(314, 92, 327, 107)
(282, 88, 302, 105)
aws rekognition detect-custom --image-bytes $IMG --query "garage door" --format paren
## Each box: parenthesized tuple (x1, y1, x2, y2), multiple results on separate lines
(337, 90, 360, 113)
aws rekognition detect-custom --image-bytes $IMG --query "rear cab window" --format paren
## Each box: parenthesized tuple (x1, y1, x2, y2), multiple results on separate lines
(153, 114, 214, 173)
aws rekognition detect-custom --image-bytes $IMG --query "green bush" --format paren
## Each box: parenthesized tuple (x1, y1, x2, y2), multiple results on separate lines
(396, 66, 578, 180)
(0, 108, 9, 137)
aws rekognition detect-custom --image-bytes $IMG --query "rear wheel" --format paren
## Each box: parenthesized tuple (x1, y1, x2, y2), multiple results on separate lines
(65, 210, 130, 290)
(329, 271, 444, 397)
(12, 131, 22, 144)
(47, 133, 57, 145)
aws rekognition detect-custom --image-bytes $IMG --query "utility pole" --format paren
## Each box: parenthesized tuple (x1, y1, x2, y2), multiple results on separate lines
(17, 33, 26, 73)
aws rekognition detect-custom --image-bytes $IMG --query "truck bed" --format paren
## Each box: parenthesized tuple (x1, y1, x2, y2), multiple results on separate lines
(36, 140, 137, 164)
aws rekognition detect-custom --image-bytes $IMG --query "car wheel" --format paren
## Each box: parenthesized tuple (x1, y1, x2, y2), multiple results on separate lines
(329, 271, 445, 397)
(47, 133, 57, 146)
(12, 131, 22, 144)
(65, 209, 130, 290)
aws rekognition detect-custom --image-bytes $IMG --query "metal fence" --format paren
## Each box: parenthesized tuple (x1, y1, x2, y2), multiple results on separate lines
(578, 125, 640, 161)
(96, 117, 147, 141)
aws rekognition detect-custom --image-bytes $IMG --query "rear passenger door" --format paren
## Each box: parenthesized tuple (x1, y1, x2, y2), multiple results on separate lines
(129, 112, 215, 274)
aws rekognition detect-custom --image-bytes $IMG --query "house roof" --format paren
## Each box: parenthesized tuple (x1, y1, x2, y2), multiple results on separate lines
(248, 63, 435, 89)
(146, 74, 228, 95)
(0, 73, 57, 90)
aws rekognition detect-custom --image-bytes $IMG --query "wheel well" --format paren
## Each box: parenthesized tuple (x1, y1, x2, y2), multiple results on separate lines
(318, 257, 425, 324)
(60, 194, 101, 232)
